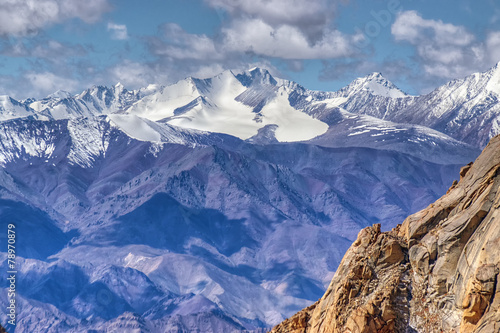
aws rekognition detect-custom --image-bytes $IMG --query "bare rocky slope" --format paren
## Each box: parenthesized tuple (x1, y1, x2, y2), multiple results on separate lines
(270, 135, 500, 333)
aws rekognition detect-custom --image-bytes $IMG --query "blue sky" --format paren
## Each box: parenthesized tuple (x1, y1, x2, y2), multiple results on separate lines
(1, 0, 499, 99)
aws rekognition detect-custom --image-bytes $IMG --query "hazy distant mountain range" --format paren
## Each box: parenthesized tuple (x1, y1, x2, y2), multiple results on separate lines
(1, 63, 498, 332)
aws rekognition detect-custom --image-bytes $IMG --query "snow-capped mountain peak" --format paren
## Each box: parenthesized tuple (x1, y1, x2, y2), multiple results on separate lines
(235, 67, 279, 87)
(366, 72, 384, 80)
(2, 64, 500, 147)
(437, 61, 500, 97)
(0, 95, 37, 120)
(343, 72, 408, 98)
(127, 68, 328, 142)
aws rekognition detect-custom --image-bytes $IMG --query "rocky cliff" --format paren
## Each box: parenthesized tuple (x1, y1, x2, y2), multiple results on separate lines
(270, 135, 500, 333)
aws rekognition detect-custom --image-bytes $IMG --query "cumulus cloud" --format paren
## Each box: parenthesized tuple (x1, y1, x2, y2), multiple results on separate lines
(150, 17, 355, 64)
(391, 10, 500, 81)
(392, 11, 474, 46)
(107, 23, 128, 40)
(0, 0, 111, 36)
(202, 0, 357, 60)
(150, 23, 223, 60)
(222, 18, 353, 59)
(205, 0, 338, 42)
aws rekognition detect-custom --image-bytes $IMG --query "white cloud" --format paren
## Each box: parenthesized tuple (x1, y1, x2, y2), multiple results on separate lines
(392, 10, 474, 46)
(222, 18, 353, 59)
(150, 18, 355, 64)
(391, 10, 500, 81)
(152, 23, 222, 60)
(0, 0, 111, 36)
(206, 0, 337, 41)
(204, 0, 358, 59)
(207, 0, 330, 23)
(107, 23, 128, 40)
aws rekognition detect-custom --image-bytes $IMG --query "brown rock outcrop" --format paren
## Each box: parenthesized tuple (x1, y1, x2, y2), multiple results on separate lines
(270, 135, 500, 333)
(271, 224, 411, 333)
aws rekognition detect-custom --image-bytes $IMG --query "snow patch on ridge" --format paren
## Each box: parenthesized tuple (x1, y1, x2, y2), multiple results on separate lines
(343, 73, 408, 98)
(108, 114, 162, 142)
(260, 89, 328, 142)
(127, 79, 202, 121)
(166, 71, 261, 139)
(0, 122, 57, 165)
(67, 118, 110, 167)
(0, 95, 36, 120)
(364, 79, 407, 98)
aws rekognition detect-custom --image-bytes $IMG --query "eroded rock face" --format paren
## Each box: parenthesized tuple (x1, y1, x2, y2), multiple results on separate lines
(270, 135, 500, 333)
(271, 223, 411, 333)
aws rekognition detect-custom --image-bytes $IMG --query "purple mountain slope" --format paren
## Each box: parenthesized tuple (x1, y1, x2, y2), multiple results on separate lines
(0, 65, 495, 331)
(0, 116, 471, 332)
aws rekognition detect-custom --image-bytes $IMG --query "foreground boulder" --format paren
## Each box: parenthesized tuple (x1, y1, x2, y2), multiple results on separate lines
(270, 135, 500, 333)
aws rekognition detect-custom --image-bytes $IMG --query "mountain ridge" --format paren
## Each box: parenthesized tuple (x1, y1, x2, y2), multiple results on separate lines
(270, 134, 500, 333)
(1, 63, 499, 148)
